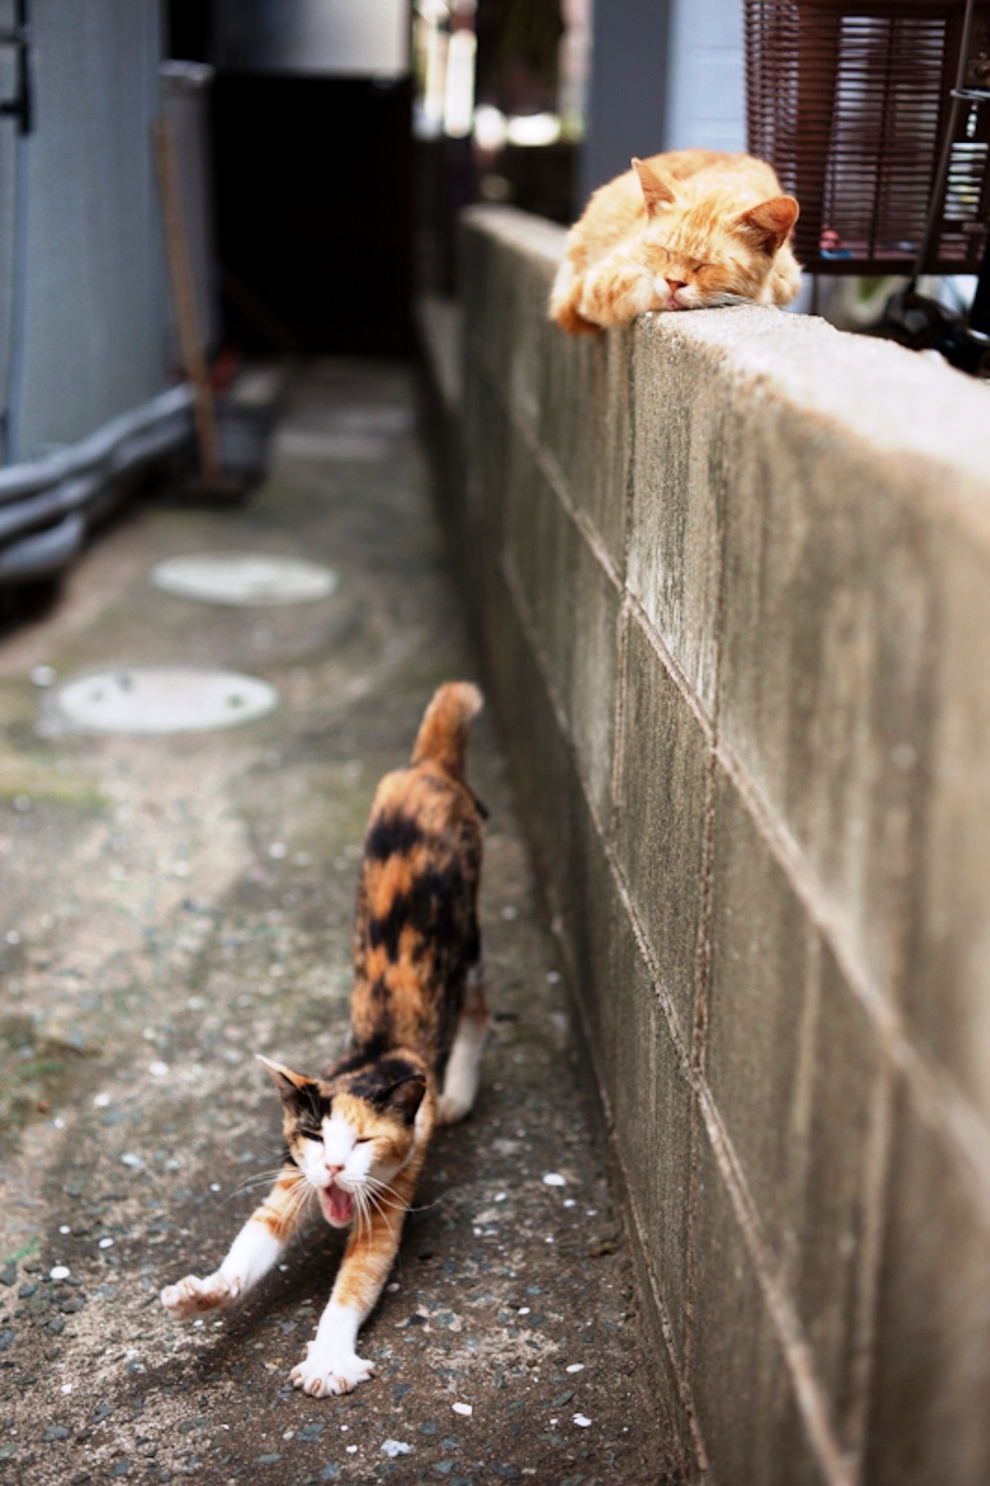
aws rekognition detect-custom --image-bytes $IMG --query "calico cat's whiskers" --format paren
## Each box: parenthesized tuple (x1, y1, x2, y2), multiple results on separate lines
(231, 1167, 291, 1199)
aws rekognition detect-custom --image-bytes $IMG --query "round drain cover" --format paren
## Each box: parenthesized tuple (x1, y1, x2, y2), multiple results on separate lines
(152, 553, 338, 607)
(55, 667, 278, 734)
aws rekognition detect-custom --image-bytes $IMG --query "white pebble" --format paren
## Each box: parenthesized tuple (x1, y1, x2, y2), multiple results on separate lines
(565, 1363, 586, 1374)
(49, 1265, 70, 1281)
(452, 1402, 473, 1417)
(59, 1225, 70, 1235)
(381, 1440, 412, 1458)
(268, 842, 287, 860)
(563, 1198, 576, 1208)
(543, 1173, 566, 1187)
(93, 1092, 111, 1108)
(518, 1307, 530, 1316)
(120, 1153, 144, 1170)
(573, 1414, 592, 1428)
(545, 1236, 554, 1243)
(494, 1192, 507, 1202)
(4, 931, 20, 946)
(547, 970, 561, 983)
(60, 1383, 72, 1394)
(148, 1061, 169, 1078)
(210, 1183, 221, 1192)
(346, 1445, 357, 1454)
(99, 1238, 114, 1250)
(30, 665, 57, 688)
(386, 1282, 400, 1293)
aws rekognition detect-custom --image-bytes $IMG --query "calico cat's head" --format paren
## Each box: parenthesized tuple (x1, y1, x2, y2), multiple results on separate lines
(629, 156, 799, 310)
(258, 1054, 426, 1229)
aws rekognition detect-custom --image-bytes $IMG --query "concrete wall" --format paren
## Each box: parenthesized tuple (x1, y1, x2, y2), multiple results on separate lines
(451, 206, 990, 1486)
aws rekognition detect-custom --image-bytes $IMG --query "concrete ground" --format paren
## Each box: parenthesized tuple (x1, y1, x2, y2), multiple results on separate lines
(0, 363, 678, 1486)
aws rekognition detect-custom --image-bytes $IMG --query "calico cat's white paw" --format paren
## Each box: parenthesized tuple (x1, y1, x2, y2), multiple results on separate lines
(290, 1344, 376, 1397)
(160, 1271, 241, 1317)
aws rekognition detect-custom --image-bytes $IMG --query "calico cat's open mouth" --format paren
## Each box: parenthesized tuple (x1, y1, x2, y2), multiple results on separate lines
(320, 1182, 356, 1227)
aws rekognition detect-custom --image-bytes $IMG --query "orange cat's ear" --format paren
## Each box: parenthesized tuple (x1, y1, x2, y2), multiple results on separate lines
(734, 196, 799, 253)
(632, 157, 677, 216)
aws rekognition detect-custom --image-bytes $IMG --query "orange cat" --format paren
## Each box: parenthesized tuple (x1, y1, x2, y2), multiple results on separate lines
(549, 148, 801, 335)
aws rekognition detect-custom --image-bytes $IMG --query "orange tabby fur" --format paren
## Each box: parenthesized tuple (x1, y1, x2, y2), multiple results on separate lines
(549, 148, 801, 334)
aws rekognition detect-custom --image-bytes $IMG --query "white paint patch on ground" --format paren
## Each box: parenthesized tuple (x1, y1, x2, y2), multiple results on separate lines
(152, 553, 339, 607)
(54, 667, 279, 734)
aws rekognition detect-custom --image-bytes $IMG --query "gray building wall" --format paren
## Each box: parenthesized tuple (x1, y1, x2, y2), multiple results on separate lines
(0, 0, 167, 466)
(451, 204, 990, 1486)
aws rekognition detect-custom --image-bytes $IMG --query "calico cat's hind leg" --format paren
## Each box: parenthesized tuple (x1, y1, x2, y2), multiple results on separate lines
(437, 970, 489, 1125)
(161, 1166, 306, 1318)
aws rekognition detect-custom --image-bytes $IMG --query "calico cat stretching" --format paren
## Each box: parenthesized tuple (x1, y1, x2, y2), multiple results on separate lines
(161, 682, 488, 1397)
(550, 148, 801, 335)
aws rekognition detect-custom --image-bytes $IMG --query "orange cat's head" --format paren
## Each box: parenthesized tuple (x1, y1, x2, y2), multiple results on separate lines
(630, 156, 800, 311)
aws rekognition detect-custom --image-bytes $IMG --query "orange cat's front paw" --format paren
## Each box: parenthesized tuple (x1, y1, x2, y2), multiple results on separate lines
(161, 1272, 241, 1318)
(290, 1344, 376, 1397)
(580, 262, 656, 328)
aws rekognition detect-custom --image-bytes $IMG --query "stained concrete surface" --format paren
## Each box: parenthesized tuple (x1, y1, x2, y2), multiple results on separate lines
(0, 363, 678, 1486)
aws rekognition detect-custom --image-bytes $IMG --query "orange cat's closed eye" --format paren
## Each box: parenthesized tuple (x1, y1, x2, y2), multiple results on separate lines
(549, 148, 801, 335)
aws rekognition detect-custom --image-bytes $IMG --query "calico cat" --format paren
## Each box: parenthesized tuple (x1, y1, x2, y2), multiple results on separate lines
(549, 148, 801, 335)
(161, 682, 488, 1397)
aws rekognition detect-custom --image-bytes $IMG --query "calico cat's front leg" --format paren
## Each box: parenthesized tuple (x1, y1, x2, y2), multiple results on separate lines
(291, 1159, 422, 1397)
(161, 1167, 304, 1318)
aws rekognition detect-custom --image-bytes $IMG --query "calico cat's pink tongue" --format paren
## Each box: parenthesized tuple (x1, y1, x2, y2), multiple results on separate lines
(322, 1183, 355, 1225)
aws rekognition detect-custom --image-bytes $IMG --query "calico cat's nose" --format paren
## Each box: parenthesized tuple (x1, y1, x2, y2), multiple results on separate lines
(325, 1162, 344, 1179)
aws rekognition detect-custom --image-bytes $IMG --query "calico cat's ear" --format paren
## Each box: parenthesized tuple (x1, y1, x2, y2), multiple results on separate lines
(377, 1072, 427, 1126)
(257, 1054, 320, 1108)
(734, 196, 799, 253)
(632, 157, 677, 216)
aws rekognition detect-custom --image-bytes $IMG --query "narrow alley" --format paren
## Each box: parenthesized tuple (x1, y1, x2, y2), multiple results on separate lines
(0, 364, 678, 1486)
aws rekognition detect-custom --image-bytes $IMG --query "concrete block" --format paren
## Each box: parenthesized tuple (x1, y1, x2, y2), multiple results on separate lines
(611, 910, 693, 1366)
(486, 566, 574, 933)
(538, 318, 632, 577)
(501, 429, 575, 715)
(693, 1135, 826, 1486)
(900, 521, 990, 1128)
(567, 535, 620, 824)
(708, 767, 883, 1417)
(627, 332, 726, 712)
(614, 614, 710, 1035)
(716, 365, 935, 1002)
(866, 1079, 990, 1486)
(460, 207, 565, 417)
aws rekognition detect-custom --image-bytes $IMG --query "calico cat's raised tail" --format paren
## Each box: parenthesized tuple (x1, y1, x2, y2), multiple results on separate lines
(161, 682, 488, 1397)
